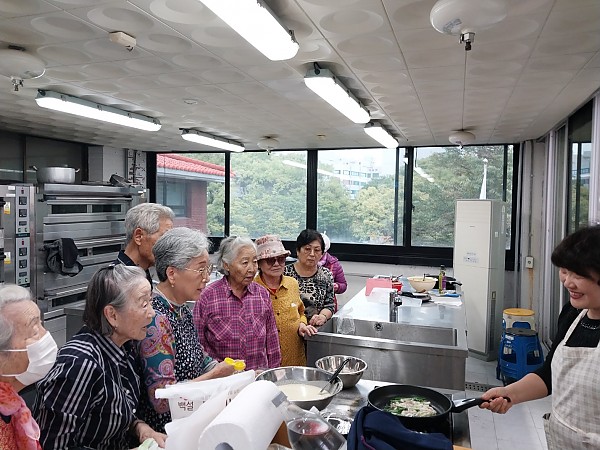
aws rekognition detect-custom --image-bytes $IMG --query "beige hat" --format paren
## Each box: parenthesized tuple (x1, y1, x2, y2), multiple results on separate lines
(255, 234, 291, 260)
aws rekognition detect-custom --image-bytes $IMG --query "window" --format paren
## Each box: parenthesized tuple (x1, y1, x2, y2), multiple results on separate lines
(230, 151, 307, 239)
(411, 145, 513, 248)
(317, 148, 401, 245)
(156, 180, 187, 216)
(567, 100, 592, 232)
(156, 153, 226, 236)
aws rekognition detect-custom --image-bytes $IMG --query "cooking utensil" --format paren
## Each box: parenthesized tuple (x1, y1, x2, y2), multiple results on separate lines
(318, 358, 350, 394)
(315, 355, 368, 389)
(255, 366, 343, 411)
(367, 384, 510, 429)
(31, 165, 80, 184)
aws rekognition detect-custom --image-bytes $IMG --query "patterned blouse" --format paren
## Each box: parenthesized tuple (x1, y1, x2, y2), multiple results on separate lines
(138, 291, 218, 432)
(254, 274, 308, 366)
(193, 277, 281, 370)
(0, 382, 41, 450)
(284, 264, 335, 321)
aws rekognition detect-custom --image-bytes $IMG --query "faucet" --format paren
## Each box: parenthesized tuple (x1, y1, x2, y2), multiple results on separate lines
(389, 291, 401, 322)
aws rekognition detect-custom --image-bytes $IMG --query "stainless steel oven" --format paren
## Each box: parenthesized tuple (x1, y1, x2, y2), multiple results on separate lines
(34, 183, 147, 346)
(0, 184, 35, 289)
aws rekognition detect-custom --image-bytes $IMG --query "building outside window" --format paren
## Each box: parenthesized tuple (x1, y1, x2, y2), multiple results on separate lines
(156, 153, 226, 235)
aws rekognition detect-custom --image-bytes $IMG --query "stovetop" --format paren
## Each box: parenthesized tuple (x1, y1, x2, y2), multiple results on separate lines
(325, 380, 470, 447)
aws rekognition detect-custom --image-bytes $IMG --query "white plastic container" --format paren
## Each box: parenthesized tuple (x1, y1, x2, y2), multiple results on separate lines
(155, 370, 255, 420)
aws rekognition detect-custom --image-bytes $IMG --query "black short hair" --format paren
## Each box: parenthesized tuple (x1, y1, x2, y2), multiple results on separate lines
(551, 224, 600, 283)
(295, 229, 324, 252)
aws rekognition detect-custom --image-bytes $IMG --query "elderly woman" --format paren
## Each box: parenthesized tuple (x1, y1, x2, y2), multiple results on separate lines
(193, 236, 281, 370)
(254, 235, 318, 366)
(34, 265, 166, 450)
(0, 285, 57, 450)
(138, 227, 234, 432)
(284, 229, 335, 327)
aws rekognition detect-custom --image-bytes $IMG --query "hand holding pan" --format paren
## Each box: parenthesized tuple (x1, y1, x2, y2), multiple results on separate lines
(368, 384, 511, 429)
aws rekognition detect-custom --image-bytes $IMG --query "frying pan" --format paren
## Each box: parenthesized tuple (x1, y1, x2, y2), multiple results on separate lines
(367, 384, 509, 429)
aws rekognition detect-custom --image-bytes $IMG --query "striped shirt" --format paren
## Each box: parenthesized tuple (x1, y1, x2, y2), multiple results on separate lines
(33, 327, 140, 450)
(193, 277, 282, 370)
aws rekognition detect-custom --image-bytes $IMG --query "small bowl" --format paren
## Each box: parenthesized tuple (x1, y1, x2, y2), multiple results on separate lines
(315, 355, 367, 389)
(407, 276, 437, 293)
(255, 366, 342, 411)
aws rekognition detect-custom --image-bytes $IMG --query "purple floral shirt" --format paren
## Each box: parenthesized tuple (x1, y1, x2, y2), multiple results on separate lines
(193, 277, 281, 370)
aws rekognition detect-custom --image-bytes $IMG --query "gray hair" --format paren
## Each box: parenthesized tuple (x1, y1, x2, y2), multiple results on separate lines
(216, 236, 257, 275)
(84, 264, 148, 336)
(153, 227, 211, 282)
(0, 285, 34, 351)
(125, 203, 175, 244)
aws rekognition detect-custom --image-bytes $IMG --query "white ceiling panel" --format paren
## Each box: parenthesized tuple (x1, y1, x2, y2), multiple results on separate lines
(0, 0, 597, 151)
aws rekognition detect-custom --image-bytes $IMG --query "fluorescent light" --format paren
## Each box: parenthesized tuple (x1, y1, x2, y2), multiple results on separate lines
(364, 122, 398, 148)
(197, 0, 299, 61)
(181, 129, 244, 152)
(35, 90, 161, 131)
(304, 68, 370, 124)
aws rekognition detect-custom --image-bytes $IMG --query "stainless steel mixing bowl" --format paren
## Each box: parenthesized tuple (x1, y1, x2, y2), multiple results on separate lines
(315, 355, 368, 389)
(255, 366, 343, 410)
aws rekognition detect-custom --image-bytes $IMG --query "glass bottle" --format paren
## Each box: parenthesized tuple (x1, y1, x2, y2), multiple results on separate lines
(272, 392, 347, 450)
(438, 265, 446, 295)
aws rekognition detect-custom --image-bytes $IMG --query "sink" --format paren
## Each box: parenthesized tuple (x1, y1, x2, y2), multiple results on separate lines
(333, 318, 457, 346)
(307, 315, 467, 390)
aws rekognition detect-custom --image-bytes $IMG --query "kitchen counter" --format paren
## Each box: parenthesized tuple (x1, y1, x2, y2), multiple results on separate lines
(325, 379, 470, 448)
(307, 287, 468, 390)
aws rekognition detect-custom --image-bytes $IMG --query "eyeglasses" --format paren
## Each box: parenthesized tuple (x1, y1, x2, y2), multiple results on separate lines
(301, 246, 322, 255)
(263, 256, 287, 267)
(182, 264, 214, 280)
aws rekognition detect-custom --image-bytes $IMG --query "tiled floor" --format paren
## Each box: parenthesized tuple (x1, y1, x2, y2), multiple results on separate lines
(465, 357, 551, 450)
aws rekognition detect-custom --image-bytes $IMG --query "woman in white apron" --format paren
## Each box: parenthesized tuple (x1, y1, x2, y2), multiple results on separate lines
(480, 224, 600, 449)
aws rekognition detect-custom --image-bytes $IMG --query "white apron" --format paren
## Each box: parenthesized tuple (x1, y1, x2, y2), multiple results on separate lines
(544, 309, 600, 449)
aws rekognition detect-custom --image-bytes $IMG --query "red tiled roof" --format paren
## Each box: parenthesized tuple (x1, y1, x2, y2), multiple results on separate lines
(157, 154, 232, 177)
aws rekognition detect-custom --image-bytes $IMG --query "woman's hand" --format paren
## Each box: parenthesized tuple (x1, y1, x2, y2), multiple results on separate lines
(479, 386, 513, 414)
(136, 422, 167, 448)
(309, 313, 327, 327)
(210, 361, 236, 378)
(298, 322, 318, 337)
(333, 283, 339, 293)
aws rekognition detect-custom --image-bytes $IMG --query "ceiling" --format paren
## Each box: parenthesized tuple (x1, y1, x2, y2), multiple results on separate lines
(0, 0, 599, 152)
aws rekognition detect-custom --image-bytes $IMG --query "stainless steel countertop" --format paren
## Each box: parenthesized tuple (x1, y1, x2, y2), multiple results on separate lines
(336, 287, 466, 330)
(325, 379, 471, 448)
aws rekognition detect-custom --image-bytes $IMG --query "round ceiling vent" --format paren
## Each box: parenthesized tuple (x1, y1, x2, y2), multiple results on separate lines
(449, 131, 475, 147)
(0, 47, 46, 91)
(257, 136, 279, 151)
(430, 0, 508, 36)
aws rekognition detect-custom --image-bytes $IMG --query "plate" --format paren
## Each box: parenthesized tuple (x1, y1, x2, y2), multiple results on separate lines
(411, 292, 429, 297)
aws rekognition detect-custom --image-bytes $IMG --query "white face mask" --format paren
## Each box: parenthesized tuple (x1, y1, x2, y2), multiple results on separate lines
(1, 332, 58, 385)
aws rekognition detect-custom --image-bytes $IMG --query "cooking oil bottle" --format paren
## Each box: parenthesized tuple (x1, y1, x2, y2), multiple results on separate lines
(438, 265, 446, 295)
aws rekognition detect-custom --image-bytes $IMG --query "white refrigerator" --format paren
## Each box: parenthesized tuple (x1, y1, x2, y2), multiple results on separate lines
(453, 199, 506, 360)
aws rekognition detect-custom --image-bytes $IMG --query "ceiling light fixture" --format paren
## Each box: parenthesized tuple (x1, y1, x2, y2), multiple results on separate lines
(197, 0, 299, 61)
(304, 67, 370, 124)
(181, 129, 244, 152)
(35, 90, 161, 131)
(430, 0, 508, 51)
(364, 122, 398, 148)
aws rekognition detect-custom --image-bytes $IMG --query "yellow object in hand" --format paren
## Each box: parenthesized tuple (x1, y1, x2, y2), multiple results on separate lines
(224, 357, 246, 372)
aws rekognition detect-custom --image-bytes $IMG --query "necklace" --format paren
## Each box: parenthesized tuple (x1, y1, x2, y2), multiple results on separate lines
(154, 287, 184, 320)
(580, 315, 600, 330)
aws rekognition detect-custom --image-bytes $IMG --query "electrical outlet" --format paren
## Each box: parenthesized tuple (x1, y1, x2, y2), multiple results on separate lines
(525, 256, 534, 269)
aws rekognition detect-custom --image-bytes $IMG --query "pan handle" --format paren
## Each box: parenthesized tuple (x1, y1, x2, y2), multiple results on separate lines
(452, 396, 511, 413)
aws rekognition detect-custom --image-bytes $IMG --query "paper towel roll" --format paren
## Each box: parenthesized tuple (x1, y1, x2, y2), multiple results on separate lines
(197, 380, 284, 450)
(164, 389, 228, 450)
